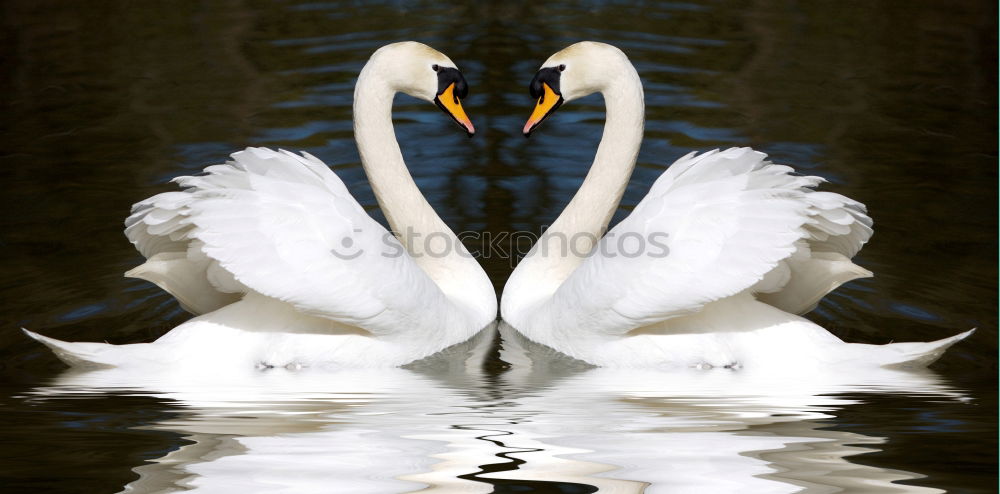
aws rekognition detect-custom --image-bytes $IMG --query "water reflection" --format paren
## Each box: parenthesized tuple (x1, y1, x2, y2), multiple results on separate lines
(28, 326, 500, 493)
(25, 325, 966, 493)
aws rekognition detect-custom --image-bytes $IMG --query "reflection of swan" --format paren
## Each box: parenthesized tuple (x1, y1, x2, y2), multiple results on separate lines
(26, 324, 965, 494)
(28, 326, 500, 494)
(25, 42, 496, 369)
(487, 323, 963, 493)
(502, 42, 971, 368)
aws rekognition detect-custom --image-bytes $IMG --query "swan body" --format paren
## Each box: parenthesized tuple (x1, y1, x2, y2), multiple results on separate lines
(502, 42, 971, 368)
(27, 42, 496, 369)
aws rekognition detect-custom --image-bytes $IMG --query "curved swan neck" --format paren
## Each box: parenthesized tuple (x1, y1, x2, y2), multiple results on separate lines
(353, 60, 496, 323)
(353, 63, 442, 241)
(555, 67, 645, 238)
(512, 61, 645, 295)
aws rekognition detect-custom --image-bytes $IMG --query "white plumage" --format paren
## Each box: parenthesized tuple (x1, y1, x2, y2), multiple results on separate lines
(128, 148, 453, 335)
(502, 42, 971, 368)
(26, 43, 496, 370)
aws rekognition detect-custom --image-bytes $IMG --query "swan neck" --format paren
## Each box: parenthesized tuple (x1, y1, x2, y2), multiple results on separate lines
(557, 71, 643, 240)
(536, 70, 644, 264)
(353, 66, 424, 237)
(353, 62, 496, 325)
(502, 63, 643, 328)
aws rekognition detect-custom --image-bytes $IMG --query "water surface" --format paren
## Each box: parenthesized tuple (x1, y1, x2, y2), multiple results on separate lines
(1, 1, 995, 492)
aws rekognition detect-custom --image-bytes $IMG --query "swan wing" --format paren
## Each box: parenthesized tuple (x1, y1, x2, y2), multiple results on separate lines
(549, 147, 871, 335)
(125, 147, 448, 335)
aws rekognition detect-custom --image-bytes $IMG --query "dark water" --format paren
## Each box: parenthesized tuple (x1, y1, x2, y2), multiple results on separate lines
(1, 1, 996, 492)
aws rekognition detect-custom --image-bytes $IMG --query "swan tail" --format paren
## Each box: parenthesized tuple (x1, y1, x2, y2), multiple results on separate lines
(864, 329, 975, 369)
(23, 328, 126, 368)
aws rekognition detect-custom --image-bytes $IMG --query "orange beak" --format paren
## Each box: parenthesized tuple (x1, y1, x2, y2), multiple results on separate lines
(435, 83, 475, 137)
(523, 82, 563, 136)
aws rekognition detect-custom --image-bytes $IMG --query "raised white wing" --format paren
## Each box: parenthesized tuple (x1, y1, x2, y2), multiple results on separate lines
(547, 147, 872, 335)
(124, 147, 449, 335)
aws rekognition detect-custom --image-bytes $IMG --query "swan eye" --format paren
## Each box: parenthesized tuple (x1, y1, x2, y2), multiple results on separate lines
(529, 67, 563, 99)
(435, 66, 469, 99)
(558, 64, 566, 72)
(432, 64, 440, 72)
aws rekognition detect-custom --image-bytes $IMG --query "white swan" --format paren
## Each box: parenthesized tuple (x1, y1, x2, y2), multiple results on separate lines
(501, 41, 971, 369)
(26, 42, 497, 370)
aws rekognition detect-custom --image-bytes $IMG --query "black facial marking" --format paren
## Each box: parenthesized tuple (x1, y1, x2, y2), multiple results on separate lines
(529, 66, 562, 101)
(436, 67, 469, 101)
(433, 66, 473, 136)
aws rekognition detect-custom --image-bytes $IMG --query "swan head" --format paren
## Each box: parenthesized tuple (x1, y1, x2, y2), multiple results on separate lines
(363, 42, 475, 136)
(523, 41, 633, 136)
